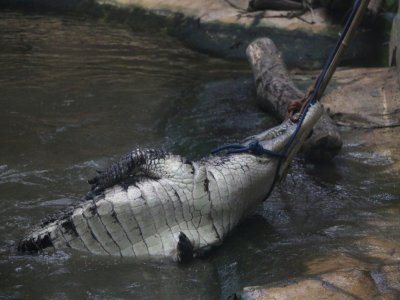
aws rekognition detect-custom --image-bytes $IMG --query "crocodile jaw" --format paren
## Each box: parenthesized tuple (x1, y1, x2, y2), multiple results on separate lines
(256, 101, 324, 180)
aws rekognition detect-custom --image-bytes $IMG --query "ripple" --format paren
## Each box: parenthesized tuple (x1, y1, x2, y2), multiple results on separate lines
(347, 151, 394, 166)
(0, 165, 53, 186)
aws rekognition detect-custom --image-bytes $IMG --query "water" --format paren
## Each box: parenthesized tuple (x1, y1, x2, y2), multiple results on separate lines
(0, 11, 399, 299)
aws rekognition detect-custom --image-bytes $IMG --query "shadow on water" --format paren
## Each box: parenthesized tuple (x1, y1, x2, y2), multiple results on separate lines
(0, 10, 399, 300)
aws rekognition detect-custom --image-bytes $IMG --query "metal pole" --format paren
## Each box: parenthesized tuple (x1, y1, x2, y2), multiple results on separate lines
(317, 0, 370, 99)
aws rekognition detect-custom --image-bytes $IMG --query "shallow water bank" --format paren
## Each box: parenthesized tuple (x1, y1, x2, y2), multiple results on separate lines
(0, 0, 386, 68)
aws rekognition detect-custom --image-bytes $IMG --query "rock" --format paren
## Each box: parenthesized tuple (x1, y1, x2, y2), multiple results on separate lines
(341, 127, 400, 174)
(355, 236, 400, 264)
(287, 64, 400, 170)
(237, 269, 381, 300)
(318, 269, 381, 299)
(305, 253, 372, 275)
(237, 201, 400, 300)
(377, 265, 400, 291)
(323, 67, 400, 128)
(285, 66, 400, 170)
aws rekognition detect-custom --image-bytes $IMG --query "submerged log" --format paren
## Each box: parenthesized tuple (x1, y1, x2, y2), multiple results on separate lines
(246, 38, 342, 162)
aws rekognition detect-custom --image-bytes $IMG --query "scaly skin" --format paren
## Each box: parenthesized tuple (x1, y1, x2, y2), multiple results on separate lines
(18, 102, 323, 261)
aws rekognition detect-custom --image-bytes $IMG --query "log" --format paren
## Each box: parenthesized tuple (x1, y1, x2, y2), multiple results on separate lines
(248, 0, 304, 11)
(246, 38, 342, 162)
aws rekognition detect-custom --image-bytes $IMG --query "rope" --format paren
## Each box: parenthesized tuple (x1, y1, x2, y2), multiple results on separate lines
(283, 0, 364, 155)
(260, 0, 367, 202)
(211, 140, 286, 158)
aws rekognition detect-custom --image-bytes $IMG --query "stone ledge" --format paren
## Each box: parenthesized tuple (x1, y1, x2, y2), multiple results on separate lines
(0, 0, 382, 68)
(324, 68, 400, 129)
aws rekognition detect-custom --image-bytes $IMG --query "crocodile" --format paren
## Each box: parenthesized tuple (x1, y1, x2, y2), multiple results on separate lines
(17, 102, 323, 262)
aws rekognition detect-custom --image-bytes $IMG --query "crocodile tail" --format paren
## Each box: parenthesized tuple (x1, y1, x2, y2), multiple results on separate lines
(18, 224, 56, 253)
(17, 209, 73, 253)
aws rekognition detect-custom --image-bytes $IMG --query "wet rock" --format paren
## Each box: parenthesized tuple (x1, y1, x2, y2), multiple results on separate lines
(355, 236, 400, 264)
(237, 269, 381, 300)
(341, 127, 400, 174)
(238, 203, 400, 299)
(305, 253, 372, 275)
(371, 265, 400, 299)
(323, 67, 400, 128)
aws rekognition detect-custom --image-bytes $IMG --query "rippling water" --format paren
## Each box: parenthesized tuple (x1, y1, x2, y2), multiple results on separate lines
(0, 10, 399, 299)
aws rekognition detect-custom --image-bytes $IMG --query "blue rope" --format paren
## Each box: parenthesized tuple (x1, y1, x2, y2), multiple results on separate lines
(211, 0, 362, 159)
(211, 140, 286, 158)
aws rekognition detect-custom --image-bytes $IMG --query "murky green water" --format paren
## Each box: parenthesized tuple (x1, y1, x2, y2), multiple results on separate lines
(0, 10, 399, 299)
